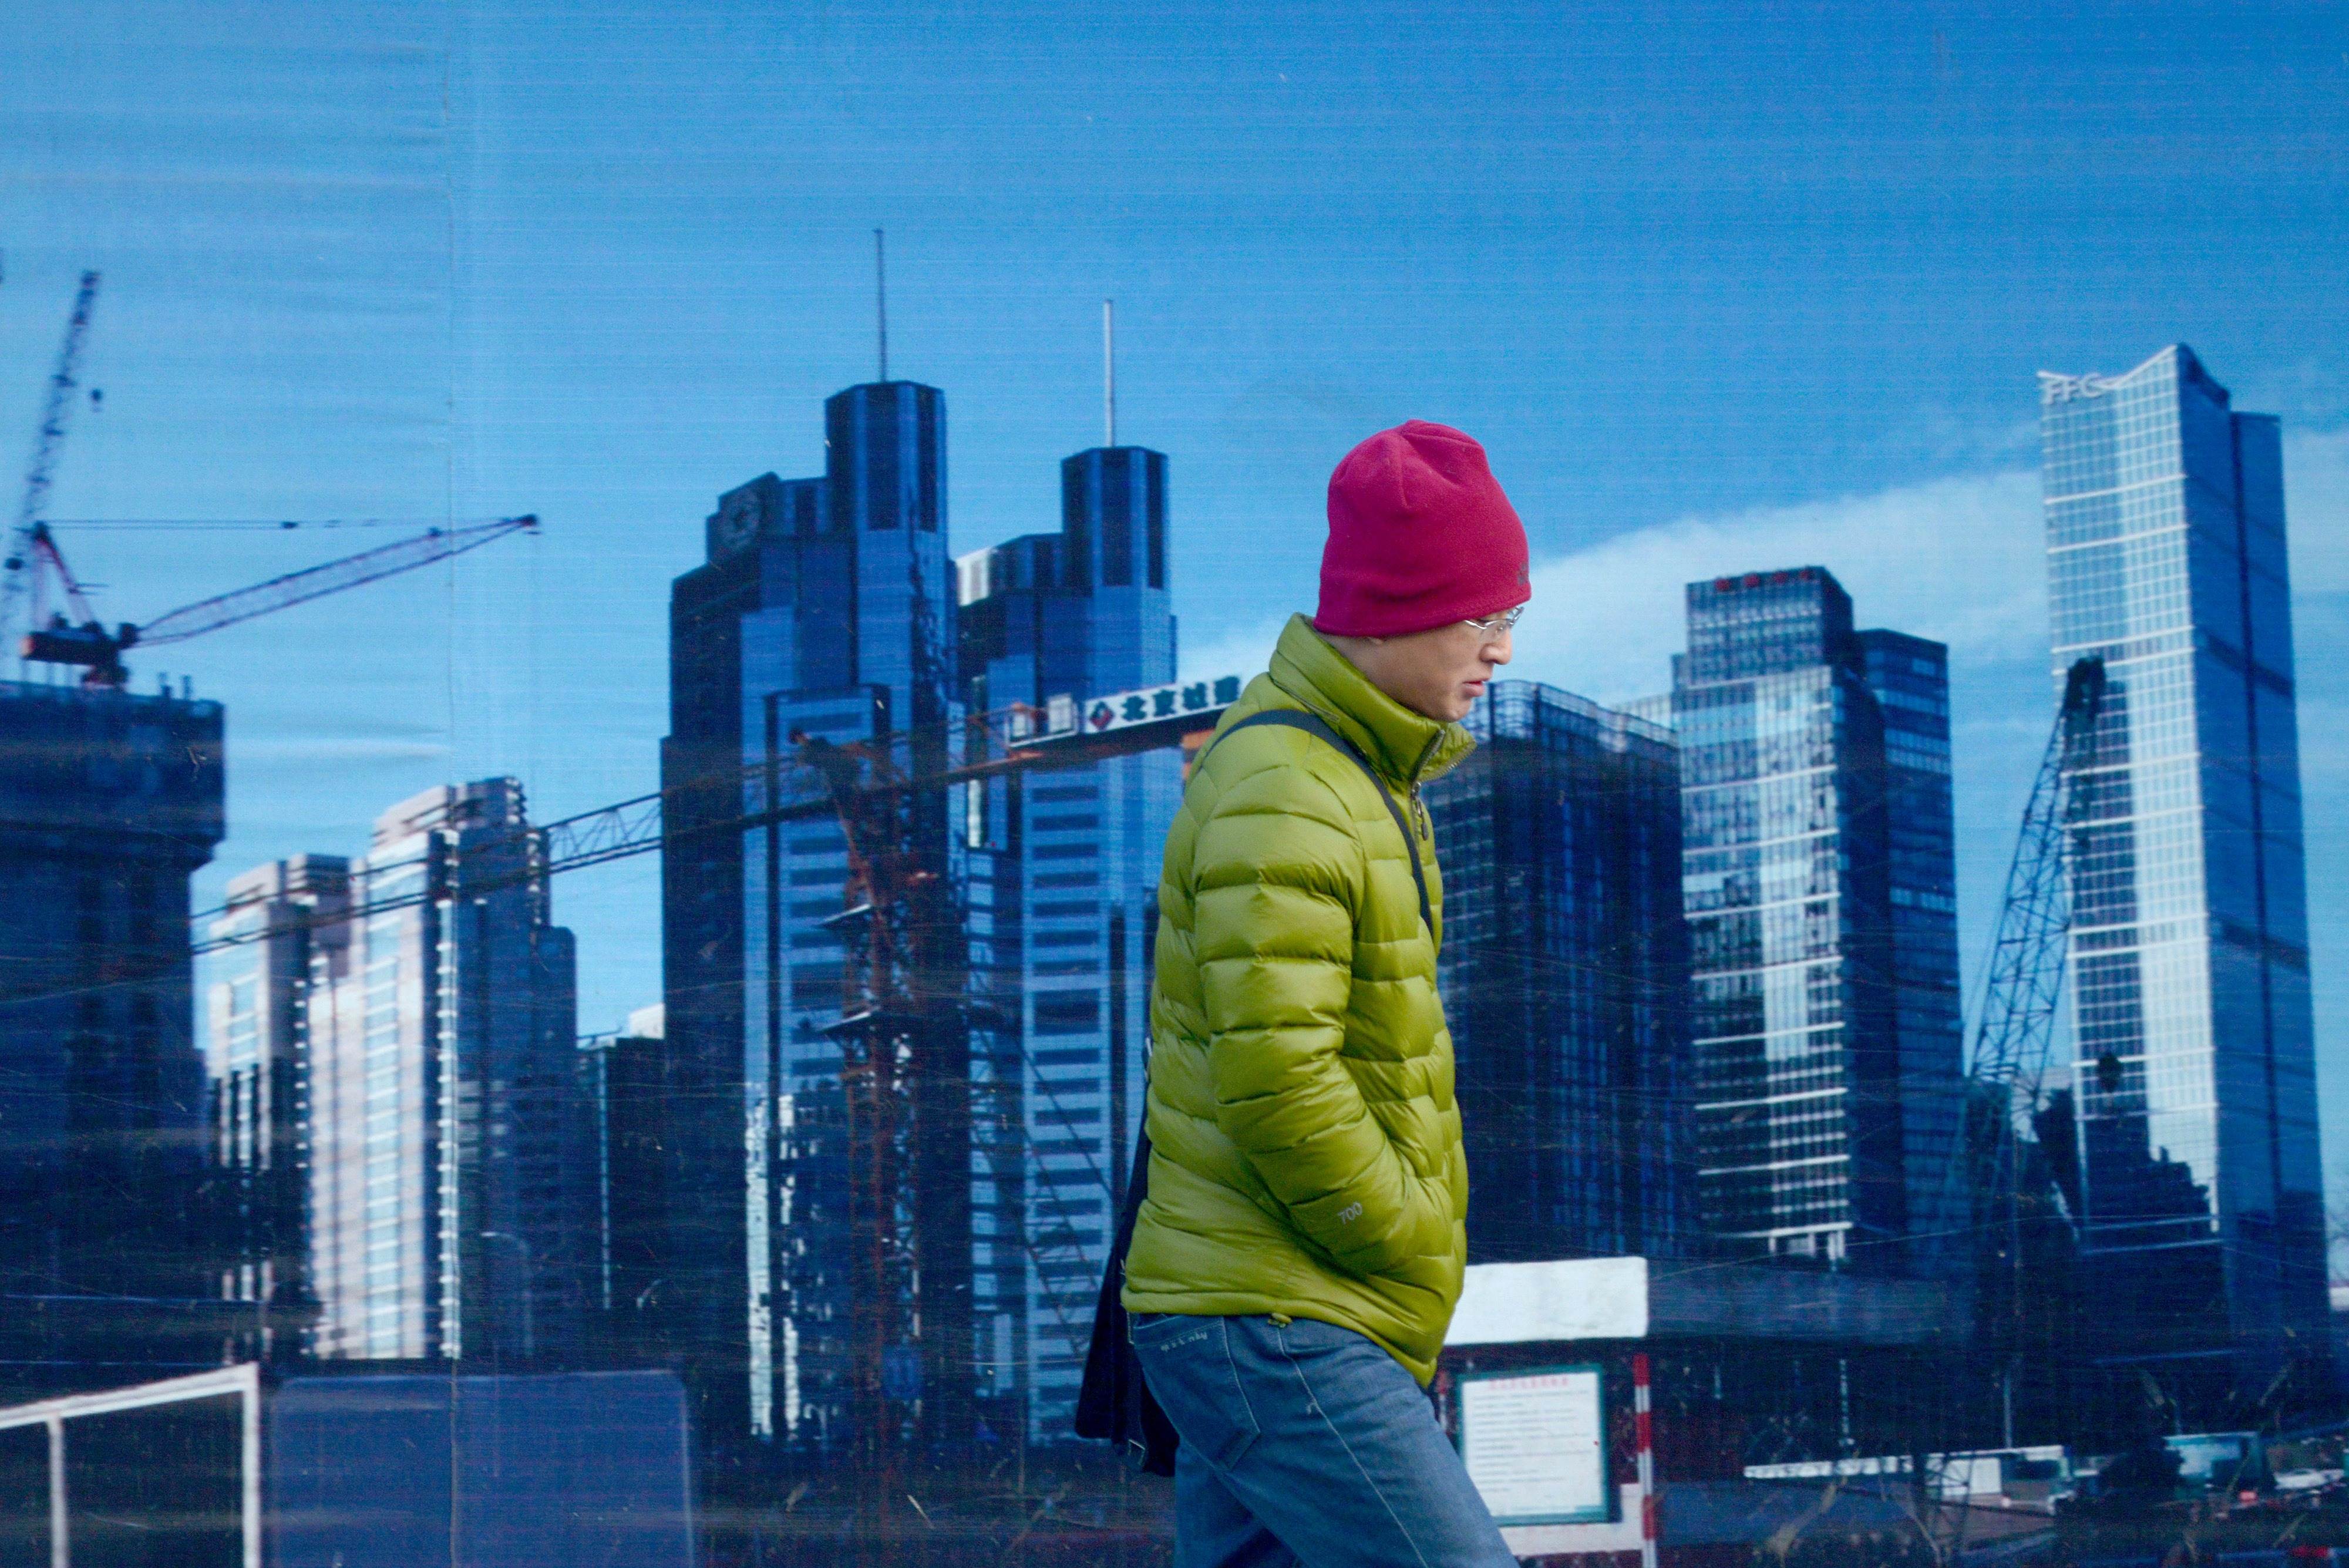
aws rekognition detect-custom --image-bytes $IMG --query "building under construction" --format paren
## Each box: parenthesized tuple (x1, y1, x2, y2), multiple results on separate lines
(0, 674, 230, 1401)
(0, 270, 544, 1402)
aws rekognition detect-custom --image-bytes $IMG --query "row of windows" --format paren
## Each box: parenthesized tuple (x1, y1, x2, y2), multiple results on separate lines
(1692, 964, 1847, 1037)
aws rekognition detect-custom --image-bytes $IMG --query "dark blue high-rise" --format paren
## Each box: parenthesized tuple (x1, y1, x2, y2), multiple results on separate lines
(1663, 567, 1963, 1273)
(661, 381, 961, 1443)
(956, 442, 1179, 1441)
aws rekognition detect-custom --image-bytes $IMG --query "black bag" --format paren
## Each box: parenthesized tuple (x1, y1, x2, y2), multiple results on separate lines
(1072, 708, 1432, 1475)
(1073, 1128, 1182, 1473)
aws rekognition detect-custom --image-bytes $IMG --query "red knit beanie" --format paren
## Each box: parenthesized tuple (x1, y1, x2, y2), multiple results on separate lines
(1314, 419, 1530, 638)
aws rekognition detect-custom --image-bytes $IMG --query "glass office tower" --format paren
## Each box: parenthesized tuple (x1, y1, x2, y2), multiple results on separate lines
(2040, 346, 2326, 1400)
(200, 853, 350, 1364)
(1426, 682, 1692, 1264)
(662, 381, 977, 1444)
(1664, 567, 1961, 1272)
(957, 443, 1180, 1441)
(1857, 630, 1966, 1273)
(207, 780, 591, 1367)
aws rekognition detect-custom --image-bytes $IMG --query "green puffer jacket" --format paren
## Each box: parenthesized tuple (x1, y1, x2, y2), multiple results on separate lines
(1122, 614, 1476, 1385)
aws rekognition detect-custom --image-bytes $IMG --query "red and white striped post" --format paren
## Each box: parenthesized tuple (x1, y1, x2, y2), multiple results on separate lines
(1632, 1352, 1659, 1568)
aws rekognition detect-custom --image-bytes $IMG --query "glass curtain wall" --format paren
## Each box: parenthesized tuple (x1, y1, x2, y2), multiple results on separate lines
(1428, 681, 1692, 1265)
(957, 443, 1179, 1442)
(2041, 345, 2327, 1407)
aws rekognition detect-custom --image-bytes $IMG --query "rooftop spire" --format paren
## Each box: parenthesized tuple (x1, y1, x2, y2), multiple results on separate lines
(874, 228, 889, 383)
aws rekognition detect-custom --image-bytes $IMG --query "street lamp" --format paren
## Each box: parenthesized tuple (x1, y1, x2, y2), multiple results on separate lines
(479, 1229, 537, 1361)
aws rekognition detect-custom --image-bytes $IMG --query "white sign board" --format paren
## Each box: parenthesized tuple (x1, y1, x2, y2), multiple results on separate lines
(1015, 675, 1246, 743)
(1446, 1255, 1650, 1346)
(1458, 1364, 1611, 1526)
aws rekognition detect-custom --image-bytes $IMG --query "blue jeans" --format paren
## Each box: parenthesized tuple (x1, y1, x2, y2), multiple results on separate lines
(1129, 1312, 1517, 1568)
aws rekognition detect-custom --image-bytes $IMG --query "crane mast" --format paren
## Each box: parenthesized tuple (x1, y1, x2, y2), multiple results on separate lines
(1966, 655, 2107, 1179)
(1947, 654, 2107, 1447)
(4, 270, 102, 656)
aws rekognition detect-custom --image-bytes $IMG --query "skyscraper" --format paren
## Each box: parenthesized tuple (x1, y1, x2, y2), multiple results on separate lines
(957, 442, 1179, 1441)
(2039, 345, 2326, 1400)
(1663, 567, 1961, 1272)
(0, 678, 227, 1398)
(661, 381, 972, 1444)
(576, 1004, 669, 1351)
(204, 780, 591, 1365)
(1856, 630, 1966, 1272)
(200, 852, 350, 1361)
(1425, 681, 1692, 1265)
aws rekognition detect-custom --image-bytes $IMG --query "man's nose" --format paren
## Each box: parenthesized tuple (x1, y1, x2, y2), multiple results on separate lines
(1488, 629, 1513, 666)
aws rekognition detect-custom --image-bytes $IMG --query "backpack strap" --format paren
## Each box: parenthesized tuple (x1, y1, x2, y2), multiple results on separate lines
(1198, 708, 1431, 937)
(1075, 705, 1433, 1467)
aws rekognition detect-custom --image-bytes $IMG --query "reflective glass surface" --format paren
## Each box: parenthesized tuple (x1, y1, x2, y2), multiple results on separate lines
(2042, 348, 2326, 1398)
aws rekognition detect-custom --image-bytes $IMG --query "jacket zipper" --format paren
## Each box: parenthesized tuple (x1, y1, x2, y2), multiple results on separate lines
(1405, 732, 1440, 842)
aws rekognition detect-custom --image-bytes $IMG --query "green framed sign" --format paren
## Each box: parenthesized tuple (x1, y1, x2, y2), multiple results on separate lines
(1455, 1362, 1613, 1526)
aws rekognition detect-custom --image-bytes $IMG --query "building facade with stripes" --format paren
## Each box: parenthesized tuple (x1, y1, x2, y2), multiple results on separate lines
(1657, 567, 1963, 1274)
(957, 442, 1180, 1442)
(2040, 345, 2326, 1403)
(203, 780, 590, 1368)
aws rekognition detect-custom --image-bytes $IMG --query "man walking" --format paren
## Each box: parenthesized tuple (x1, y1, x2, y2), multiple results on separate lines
(1122, 420, 1530, 1567)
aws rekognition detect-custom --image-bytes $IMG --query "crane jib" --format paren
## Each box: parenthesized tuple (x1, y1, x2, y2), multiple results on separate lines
(11, 514, 536, 685)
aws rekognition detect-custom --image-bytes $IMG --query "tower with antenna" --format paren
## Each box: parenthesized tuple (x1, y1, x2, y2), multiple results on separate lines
(951, 301, 1180, 1442)
(660, 268, 971, 1468)
(874, 227, 889, 382)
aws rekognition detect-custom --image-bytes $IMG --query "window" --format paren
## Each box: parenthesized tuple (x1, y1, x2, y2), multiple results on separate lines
(1032, 994, 1100, 1035)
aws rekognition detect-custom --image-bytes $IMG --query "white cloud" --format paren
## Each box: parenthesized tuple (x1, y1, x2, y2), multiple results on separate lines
(231, 737, 452, 762)
(1509, 470, 2047, 706)
(1180, 427, 2349, 716)
(1180, 467, 2053, 711)
(2286, 428, 2349, 595)
(1180, 613, 1288, 685)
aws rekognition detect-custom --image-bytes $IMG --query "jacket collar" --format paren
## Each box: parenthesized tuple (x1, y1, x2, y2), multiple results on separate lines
(1265, 614, 1476, 788)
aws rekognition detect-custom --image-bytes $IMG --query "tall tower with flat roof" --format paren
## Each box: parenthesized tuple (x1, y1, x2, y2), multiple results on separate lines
(2039, 345, 2326, 1408)
(955, 440, 1178, 1441)
(0, 678, 227, 1398)
(1662, 567, 1963, 1274)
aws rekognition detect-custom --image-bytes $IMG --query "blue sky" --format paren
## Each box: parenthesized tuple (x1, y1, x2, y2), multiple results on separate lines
(4, 3, 2347, 1180)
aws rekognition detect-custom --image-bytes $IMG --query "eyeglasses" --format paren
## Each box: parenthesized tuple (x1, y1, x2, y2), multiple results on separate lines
(1461, 604, 1526, 637)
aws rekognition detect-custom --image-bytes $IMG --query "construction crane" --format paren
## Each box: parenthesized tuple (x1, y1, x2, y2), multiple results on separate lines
(1945, 654, 2108, 1446)
(3, 267, 535, 685)
(793, 731, 982, 1545)
(2, 269, 102, 652)
(1965, 655, 2107, 1196)
(169, 679, 1231, 1515)
(15, 515, 538, 687)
